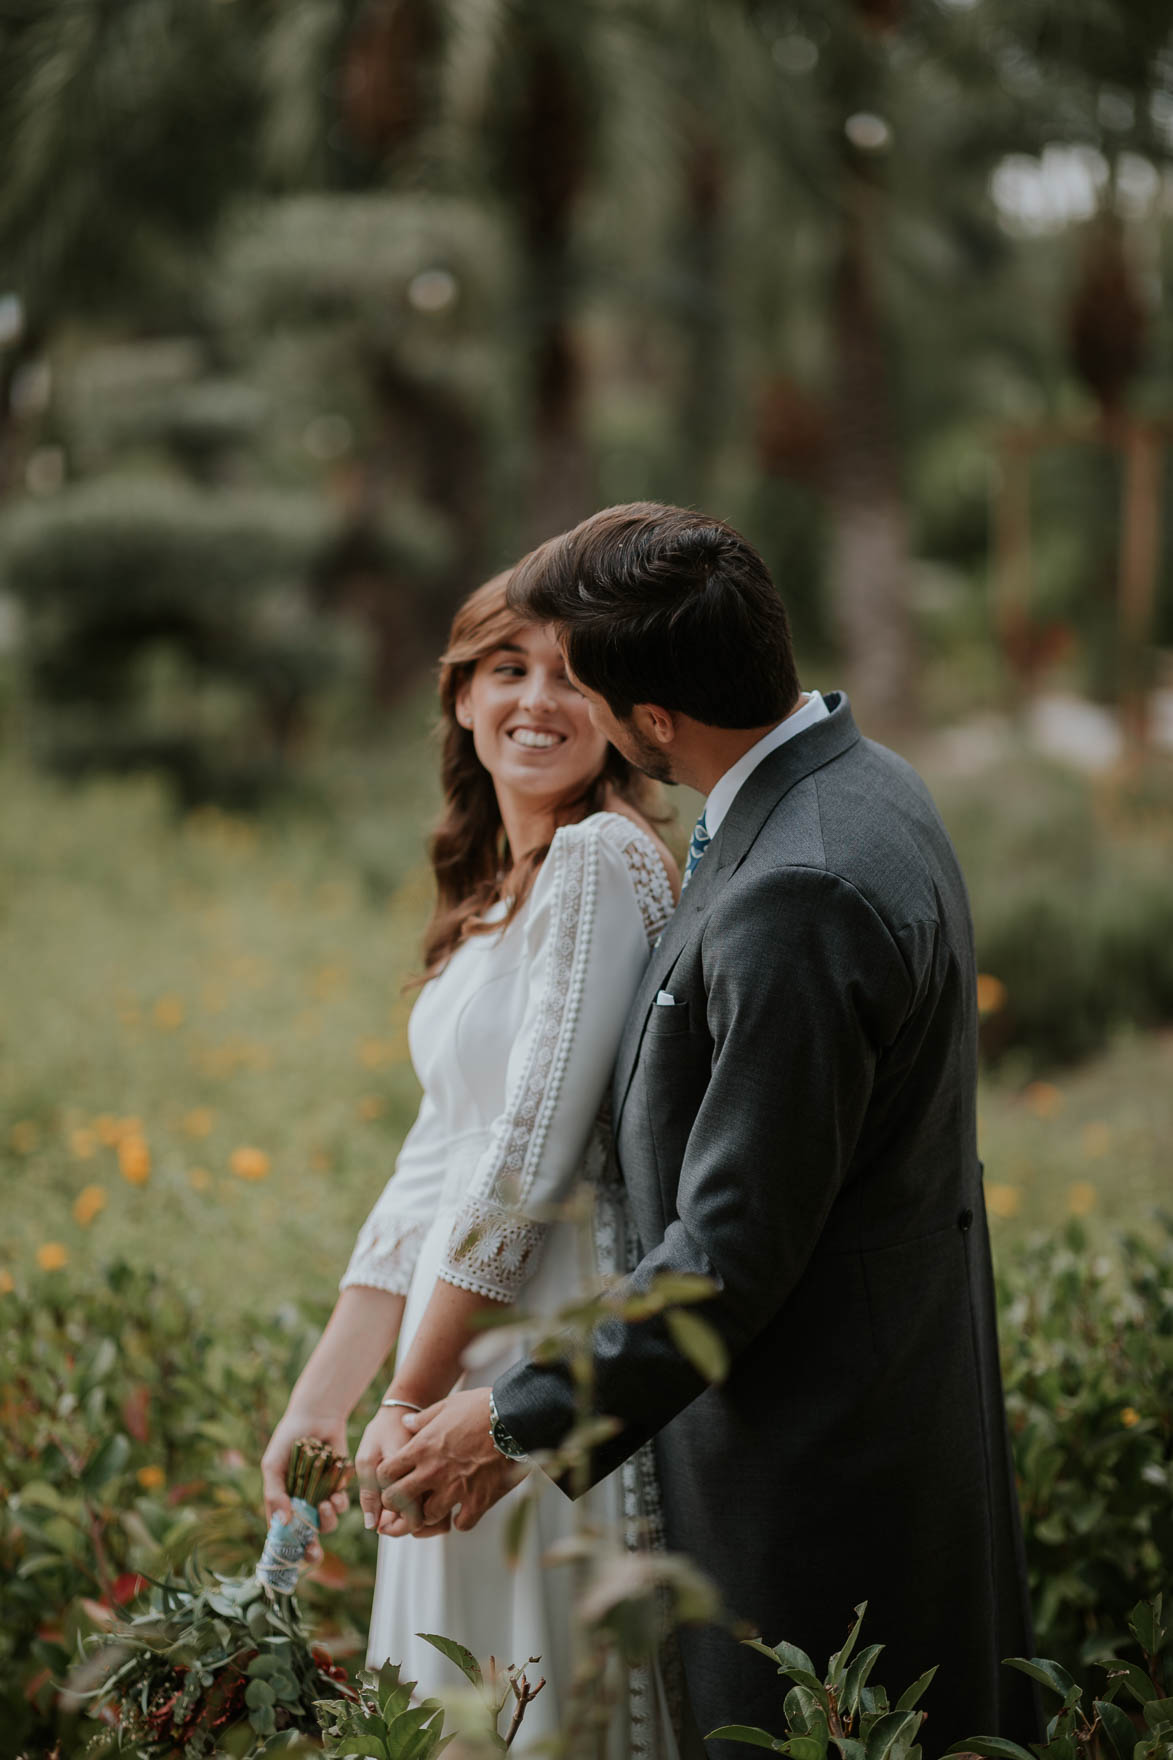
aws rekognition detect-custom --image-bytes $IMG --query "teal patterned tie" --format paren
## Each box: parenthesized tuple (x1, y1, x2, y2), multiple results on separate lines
(681, 810, 711, 891)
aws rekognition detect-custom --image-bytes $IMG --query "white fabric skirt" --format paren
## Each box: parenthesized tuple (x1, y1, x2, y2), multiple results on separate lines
(365, 1203, 680, 1757)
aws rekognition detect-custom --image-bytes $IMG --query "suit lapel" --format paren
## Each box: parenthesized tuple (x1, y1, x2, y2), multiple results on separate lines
(613, 693, 861, 1126)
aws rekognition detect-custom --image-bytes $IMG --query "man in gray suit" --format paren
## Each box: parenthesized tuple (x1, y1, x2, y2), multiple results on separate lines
(383, 503, 1036, 1758)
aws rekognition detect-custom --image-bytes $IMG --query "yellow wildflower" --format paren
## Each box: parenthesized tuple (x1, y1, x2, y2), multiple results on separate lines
(70, 1127, 97, 1160)
(1067, 1181, 1098, 1218)
(187, 1166, 213, 1192)
(229, 1146, 270, 1182)
(976, 974, 1007, 1018)
(0, 1269, 14, 1295)
(1082, 1121, 1111, 1159)
(153, 995, 185, 1030)
(36, 1242, 68, 1272)
(94, 1114, 122, 1146)
(136, 1465, 166, 1491)
(1121, 1407, 1140, 1428)
(358, 1095, 384, 1120)
(985, 1184, 1022, 1220)
(73, 1185, 108, 1227)
(182, 1108, 214, 1139)
(10, 1120, 38, 1154)
(118, 1137, 151, 1186)
(1024, 1082, 1062, 1119)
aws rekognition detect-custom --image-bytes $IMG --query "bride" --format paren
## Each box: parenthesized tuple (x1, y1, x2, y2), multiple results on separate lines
(262, 571, 681, 1752)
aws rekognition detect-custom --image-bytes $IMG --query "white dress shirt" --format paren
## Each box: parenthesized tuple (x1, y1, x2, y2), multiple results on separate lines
(703, 690, 829, 837)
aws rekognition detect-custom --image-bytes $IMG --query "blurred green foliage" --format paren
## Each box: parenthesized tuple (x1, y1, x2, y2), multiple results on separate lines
(1, 0, 1172, 785)
(2, 1224, 1170, 1755)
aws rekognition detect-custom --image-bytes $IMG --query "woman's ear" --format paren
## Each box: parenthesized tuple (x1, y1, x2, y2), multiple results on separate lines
(454, 685, 473, 730)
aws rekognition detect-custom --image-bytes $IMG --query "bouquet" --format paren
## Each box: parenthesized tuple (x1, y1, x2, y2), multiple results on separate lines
(85, 1441, 354, 1757)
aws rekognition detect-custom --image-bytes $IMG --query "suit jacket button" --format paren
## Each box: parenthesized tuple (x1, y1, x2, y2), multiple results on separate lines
(958, 1207, 974, 1231)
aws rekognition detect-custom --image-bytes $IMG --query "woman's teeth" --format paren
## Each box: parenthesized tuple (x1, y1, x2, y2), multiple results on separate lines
(509, 729, 564, 749)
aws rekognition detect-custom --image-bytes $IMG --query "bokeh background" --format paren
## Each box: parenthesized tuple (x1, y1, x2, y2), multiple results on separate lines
(1, 3, 1172, 1752)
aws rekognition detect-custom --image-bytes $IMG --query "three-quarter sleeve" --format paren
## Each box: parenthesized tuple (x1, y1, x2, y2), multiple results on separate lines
(438, 816, 671, 1303)
(339, 1088, 448, 1296)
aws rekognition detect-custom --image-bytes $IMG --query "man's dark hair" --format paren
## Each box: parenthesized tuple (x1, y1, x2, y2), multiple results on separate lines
(507, 502, 799, 727)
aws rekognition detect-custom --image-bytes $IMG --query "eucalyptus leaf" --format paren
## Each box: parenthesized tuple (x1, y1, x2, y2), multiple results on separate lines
(706, 1726, 782, 1750)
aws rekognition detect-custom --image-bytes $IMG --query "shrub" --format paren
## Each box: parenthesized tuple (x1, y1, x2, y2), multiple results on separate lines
(0, 1263, 373, 1760)
(998, 1221, 1173, 1670)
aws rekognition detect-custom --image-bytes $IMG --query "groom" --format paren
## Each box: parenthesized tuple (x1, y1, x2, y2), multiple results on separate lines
(382, 504, 1036, 1757)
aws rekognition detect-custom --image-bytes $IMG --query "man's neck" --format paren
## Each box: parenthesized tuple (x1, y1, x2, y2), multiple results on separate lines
(676, 695, 808, 797)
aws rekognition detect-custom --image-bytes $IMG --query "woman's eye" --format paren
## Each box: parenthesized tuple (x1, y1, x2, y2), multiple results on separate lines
(494, 664, 525, 677)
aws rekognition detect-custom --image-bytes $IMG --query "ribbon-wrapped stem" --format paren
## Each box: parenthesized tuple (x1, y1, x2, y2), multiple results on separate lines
(256, 1438, 353, 1596)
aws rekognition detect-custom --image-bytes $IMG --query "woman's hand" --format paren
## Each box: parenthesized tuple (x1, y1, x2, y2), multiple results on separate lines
(261, 1407, 351, 1558)
(356, 1407, 452, 1538)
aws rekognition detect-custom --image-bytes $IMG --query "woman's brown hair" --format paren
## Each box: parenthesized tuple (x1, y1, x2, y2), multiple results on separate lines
(419, 570, 660, 979)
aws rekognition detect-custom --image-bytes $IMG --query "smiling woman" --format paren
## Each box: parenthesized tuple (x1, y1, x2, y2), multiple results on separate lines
(260, 567, 682, 1755)
(418, 571, 669, 980)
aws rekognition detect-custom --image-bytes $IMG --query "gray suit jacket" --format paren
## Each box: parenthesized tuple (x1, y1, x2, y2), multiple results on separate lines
(494, 694, 1035, 1758)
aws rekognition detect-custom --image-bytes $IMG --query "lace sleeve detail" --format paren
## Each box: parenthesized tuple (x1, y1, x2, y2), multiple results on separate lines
(439, 814, 660, 1303)
(594, 813, 675, 947)
(339, 1214, 430, 1296)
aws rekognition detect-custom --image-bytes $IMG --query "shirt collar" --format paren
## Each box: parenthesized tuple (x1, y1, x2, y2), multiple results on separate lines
(702, 690, 830, 837)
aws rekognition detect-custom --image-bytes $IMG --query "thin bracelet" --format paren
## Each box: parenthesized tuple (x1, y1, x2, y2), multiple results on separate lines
(380, 1397, 422, 1413)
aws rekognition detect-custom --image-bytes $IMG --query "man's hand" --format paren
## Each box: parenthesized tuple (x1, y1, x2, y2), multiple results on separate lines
(378, 1387, 526, 1537)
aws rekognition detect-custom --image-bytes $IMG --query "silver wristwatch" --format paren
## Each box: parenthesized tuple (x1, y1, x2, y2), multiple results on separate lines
(488, 1388, 529, 1462)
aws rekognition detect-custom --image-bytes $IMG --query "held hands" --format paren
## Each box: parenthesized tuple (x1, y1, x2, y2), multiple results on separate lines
(356, 1406, 451, 1538)
(260, 1408, 351, 1564)
(369, 1388, 526, 1539)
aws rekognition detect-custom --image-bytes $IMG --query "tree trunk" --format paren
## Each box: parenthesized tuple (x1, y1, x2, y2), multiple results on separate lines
(825, 192, 916, 731)
(511, 34, 594, 543)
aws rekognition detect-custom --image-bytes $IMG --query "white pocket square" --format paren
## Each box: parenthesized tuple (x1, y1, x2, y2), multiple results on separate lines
(655, 990, 679, 1007)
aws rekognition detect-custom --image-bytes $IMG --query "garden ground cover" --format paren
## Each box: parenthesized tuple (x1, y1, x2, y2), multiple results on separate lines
(2, 726, 1171, 1317)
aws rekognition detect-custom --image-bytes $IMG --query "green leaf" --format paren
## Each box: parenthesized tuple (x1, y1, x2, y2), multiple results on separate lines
(864, 1711, 921, 1760)
(706, 1727, 782, 1750)
(82, 1432, 130, 1491)
(942, 1741, 1037, 1760)
(1094, 1700, 1138, 1760)
(830, 1605, 868, 1689)
(1004, 1658, 1078, 1704)
(785, 1687, 812, 1733)
(1103, 1661, 1158, 1706)
(249, 1654, 282, 1679)
(250, 1705, 277, 1735)
(418, 1633, 483, 1689)
(666, 1308, 729, 1384)
(329, 1739, 387, 1759)
(503, 1490, 537, 1567)
(1129, 1600, 1166, 1658)
(781, 1739, 827, 1760)
(895, 1668, 938, 1713)
(1143, 1699, 1173, 1732)
(770, 1641, 818, 1678)
(246, 1680, 276, 1709)
(831, 1739, 867, 1760)
(843, 1646, 885, 1717)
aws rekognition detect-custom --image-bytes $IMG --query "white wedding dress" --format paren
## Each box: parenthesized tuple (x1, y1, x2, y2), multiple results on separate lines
(341, 811, 682, 1757)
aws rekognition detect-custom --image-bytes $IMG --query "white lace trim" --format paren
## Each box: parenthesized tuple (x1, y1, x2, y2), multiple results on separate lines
(595, 813, 674, 948)
(439, 816, 674, 1305)
(339, 1215, 430, 1296)
(437, 1195, 548, 1304)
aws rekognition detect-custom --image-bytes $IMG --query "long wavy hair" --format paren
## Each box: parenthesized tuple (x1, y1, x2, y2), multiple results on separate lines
(420, 571, 659, 979)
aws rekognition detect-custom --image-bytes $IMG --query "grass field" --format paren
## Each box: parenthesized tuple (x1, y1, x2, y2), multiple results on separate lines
(2, 714, 1169, 1320)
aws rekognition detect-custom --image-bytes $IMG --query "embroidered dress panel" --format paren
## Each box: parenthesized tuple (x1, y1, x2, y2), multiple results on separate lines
(340, 814, 672, 1303)
(439, 813, 672, 1301)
